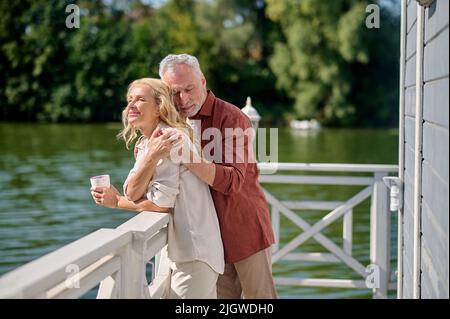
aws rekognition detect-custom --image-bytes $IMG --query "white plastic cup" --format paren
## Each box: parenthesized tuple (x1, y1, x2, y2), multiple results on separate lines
(90, 174, 110, 188)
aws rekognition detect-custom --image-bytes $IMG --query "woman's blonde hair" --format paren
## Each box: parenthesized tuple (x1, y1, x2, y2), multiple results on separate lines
(117, 78, 192, 149)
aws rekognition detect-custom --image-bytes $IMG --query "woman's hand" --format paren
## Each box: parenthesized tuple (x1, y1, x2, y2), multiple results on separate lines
(91, 185, 121, 208)
(147, 128, 182, 162)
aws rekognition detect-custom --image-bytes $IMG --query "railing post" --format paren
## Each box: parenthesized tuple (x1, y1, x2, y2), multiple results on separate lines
(154, 245, 170, 279)
(97, 271, 120, 299)
(271, 207, 280, 253)
(149, 244, 171, 298)
(343, 209, 353, 256)
(118, 234, 147, 298)
(370, 172, 391, 299)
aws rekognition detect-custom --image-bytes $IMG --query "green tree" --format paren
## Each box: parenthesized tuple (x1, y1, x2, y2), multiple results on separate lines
(266, 0, 399, 126)
(127, 3, 172, 78)
(0, 0, 134, 122)
(0, 0, 76, 121)
(0, 0, 399, 126)
(192, 0, 287, 122)
(65, 1, 134, 122)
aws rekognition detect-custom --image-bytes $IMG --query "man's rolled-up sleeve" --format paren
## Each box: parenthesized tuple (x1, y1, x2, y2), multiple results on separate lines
(211, 114, 253, 195)
(212, 163, 246, 195)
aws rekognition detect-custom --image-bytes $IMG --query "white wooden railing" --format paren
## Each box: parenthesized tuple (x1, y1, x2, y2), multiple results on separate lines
(259, 163, 398, 299)
(0, 213, 170, 299)
(0, 162, 398, 299)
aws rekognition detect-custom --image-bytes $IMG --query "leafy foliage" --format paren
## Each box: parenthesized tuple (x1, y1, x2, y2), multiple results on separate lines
(0, 0, 399, 126)
(266, 0, 400, 126)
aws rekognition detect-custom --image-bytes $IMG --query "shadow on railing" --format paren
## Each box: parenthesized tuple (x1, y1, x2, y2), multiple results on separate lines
(0, 162, 398, 299)
(258, 163, 398, 298)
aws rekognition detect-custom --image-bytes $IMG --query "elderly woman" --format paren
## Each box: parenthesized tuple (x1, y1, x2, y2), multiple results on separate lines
(90, 78, 224, 298)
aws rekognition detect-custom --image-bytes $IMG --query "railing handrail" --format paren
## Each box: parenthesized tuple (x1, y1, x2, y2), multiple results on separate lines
(258, 162, 398, 173)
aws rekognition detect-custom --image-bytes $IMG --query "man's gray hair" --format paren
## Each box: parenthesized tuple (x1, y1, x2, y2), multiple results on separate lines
(159, 54, 203, 78)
